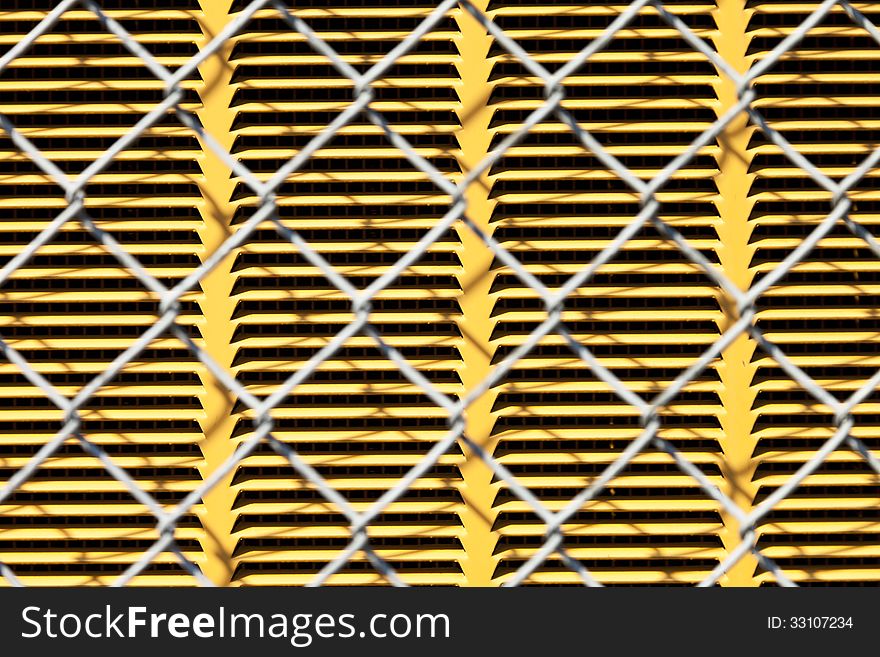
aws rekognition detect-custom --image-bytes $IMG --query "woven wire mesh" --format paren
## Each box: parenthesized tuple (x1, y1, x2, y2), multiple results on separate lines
(0, 0, 879, 587)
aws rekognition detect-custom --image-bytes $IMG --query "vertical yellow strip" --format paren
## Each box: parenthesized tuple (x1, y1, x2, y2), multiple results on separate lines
(453, 1, 501, 586)
(193, 0, 240, 586)
(711, 0, 760, 586)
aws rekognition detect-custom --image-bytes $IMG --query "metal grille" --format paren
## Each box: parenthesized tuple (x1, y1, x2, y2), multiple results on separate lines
(1, 0, 880, 587)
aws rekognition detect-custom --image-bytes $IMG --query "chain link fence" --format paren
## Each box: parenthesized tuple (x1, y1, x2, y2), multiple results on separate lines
(0, 0, 878, 587)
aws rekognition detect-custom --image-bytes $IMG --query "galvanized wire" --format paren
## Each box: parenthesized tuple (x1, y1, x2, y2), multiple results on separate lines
(0, 0, 879, 587)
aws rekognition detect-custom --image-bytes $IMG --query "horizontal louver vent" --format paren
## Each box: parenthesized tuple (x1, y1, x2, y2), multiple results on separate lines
(486, 1, 726, 586)
(0, 1, 207, 585)
(225, 4, 467, 585)
(747, 0, 880, 586)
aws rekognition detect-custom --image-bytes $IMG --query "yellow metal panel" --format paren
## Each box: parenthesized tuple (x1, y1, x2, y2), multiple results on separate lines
(0, 0, 878, 587)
